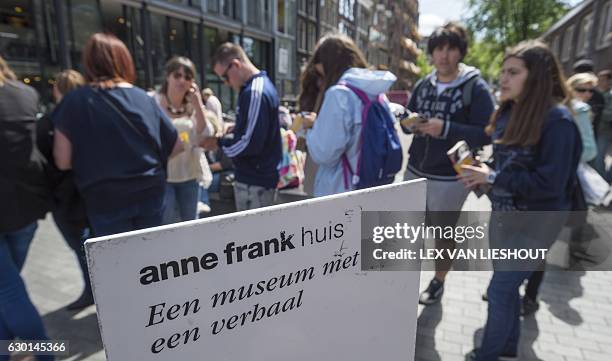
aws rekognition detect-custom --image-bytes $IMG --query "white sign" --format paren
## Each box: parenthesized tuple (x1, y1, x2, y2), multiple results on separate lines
(278, 48, 289, 75)
(86, 180, 426, 361)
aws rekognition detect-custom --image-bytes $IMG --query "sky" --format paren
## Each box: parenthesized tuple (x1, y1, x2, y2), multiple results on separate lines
(418, 0, 585, 37)
(418, 0, 470, 36)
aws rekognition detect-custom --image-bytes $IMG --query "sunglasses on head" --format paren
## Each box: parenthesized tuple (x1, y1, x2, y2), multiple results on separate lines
(173, 72, 193, 81)
(575, 88, 594, 93)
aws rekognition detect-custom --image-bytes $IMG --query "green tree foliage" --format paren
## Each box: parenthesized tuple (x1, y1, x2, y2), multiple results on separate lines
(415, 51, 433, 78)
(464, 39, 504, 83)
(466, 0, 570, 52)
(464, 0, 571, 83)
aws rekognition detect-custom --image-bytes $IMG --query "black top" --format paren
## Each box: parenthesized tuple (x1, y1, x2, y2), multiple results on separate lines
(0, 80, 50, 232)
(51, 85, 178, 214)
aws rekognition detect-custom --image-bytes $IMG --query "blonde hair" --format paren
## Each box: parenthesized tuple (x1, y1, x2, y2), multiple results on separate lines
(0, 55, 17, 86)
(567, 73, 598, 89)
(55, 70, 86, 96)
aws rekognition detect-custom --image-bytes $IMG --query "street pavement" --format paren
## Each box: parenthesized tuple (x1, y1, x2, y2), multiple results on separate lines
(14, 131, 612, 361)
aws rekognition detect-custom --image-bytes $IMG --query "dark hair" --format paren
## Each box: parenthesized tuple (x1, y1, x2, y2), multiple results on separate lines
(297, 63, 322, 112)
(487, 40, 570, 147)
(55, 69, 85, 96)
(427, 22, 469, 59)
(212, 42, 248, 67)
(160, 56, 196, 96)
(83, 33, 136, 88)
(299, 33, 368, 113)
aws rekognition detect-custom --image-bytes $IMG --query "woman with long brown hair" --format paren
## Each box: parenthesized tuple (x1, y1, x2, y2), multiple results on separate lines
(459, 40, 582, 360)
(152, 56, 212, 223)
(299, 33, 398, 196)
(52, 33, 182, 237)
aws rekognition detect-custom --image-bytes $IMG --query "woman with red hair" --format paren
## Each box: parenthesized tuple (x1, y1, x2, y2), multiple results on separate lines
(52, 33, 183, 237)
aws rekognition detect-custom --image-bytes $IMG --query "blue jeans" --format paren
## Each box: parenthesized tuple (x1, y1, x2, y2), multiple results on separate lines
(88, 195, 165, 237)
(593, 129, 612, 182)
(53, 214, 91, 295)
(163, 180, 200, 224)
(234, 181, 276, 211)
(0, 222, 53, 361)
(200, 173, 222, 205)
(475, 271, 532, 361)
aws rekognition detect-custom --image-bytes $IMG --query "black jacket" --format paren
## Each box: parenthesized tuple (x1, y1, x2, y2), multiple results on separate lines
(403, 65, 495, 180)
(0, 81, 50, 232)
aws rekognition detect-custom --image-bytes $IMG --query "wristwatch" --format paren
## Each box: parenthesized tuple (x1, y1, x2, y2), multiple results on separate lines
(486, 170, 498, 185)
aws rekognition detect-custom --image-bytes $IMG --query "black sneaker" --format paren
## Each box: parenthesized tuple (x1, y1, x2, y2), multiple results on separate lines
(467, 348, 518, 361)
(521, 296, 539, 316)
(419, 278, 444, 305)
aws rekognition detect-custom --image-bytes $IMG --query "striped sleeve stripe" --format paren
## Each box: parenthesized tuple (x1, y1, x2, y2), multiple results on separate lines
(223, 76, 264, 157)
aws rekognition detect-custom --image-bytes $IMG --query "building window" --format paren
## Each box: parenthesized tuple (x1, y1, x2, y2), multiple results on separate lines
(298, 18, 307, 51)
(222, 0, 242, 20)
(0, 0, 61, 105)
(247, 0, 261, 27)
(551, 35, 560, 57)
(100, 3, 146, 88)
(149, 12, 169, 87)
(307, 22, 316, 52)
(167, 18, 187, 57)
(561, 24, 574, 62)
(339, 0, 354, 22)
(286, 0, 296, 35)
(68, 0, 103, 68)
(576, 14, 592, 56)
(307, 0, 316, 17)
(207, 0, 220, 13)
(598, 0, 612, 47)
(264, 0, 272, 31)
(0, 0, 38, 62)
(277, 0, 285, 32)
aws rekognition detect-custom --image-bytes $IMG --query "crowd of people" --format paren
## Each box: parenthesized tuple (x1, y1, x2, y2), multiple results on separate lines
(1, 19, 611, 361)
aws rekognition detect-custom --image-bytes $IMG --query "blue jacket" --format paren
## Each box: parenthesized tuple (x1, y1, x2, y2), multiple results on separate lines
(571, 100, 597, 163)
(489, 104, 582, 211)
(403, 64, 495, 180)
(220, 72, 281, 189)
(306, 68, 397, 197)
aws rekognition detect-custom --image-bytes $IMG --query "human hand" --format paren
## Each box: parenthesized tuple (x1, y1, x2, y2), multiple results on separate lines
(413, 117, 444, 137)
(200, 136, 219, 151)
(301, 112, 317, 129)
(458, 163, 491, 189)
(187, 83, 204, 108)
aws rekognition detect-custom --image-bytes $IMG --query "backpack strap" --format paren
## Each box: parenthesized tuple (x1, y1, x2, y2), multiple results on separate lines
(338, 81, 376, 189)
(411, 77, 426, 101)
(461, 76, 478, 117)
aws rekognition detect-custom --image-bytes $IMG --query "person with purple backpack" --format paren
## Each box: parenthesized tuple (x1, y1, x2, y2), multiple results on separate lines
(299, 33, 402, 197)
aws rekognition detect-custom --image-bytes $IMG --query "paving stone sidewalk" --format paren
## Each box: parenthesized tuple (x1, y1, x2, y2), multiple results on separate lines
(15, 191, 612, 361)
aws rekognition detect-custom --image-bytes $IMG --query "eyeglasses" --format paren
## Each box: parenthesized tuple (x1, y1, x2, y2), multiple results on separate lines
(220, 62, 235, 83)
(575, 88, 594, 93)
(172, 72, 193, 81)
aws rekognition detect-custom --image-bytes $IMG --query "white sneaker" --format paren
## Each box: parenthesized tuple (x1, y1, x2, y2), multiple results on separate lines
(197, 202, 211, 214)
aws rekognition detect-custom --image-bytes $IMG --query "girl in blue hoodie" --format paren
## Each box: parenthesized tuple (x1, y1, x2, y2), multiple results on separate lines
(459, 40, 581, 361)
(299, 33, 397, 197)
